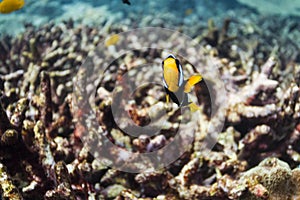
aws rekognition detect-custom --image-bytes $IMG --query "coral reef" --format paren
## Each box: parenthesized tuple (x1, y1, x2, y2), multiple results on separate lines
(0, 1, 300, 198)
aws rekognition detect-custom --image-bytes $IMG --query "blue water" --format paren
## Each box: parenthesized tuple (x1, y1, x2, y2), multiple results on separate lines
(0, 0, 288, 36)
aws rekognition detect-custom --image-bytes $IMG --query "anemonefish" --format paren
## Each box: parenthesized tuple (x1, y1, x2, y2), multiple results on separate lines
(0, 0, 25, 14)
(162, 54, 202, 112)
(105, 34, 120, 47)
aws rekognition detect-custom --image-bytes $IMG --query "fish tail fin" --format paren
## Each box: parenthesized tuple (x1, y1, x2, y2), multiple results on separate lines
(184, 74, 202, 93)
(188, 102, 200, 112)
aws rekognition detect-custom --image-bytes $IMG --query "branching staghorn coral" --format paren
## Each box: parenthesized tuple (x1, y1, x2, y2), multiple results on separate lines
(226, 57, 278, 122)
(0, 16, 299, 199)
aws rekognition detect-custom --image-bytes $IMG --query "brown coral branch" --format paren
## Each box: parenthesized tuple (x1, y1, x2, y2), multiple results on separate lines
(40, 71, 53, 129)
(10, 98, 29, 129)
(238, 125, 276, 160)
(33, 120, 55, 180)
(45, 161, 75, 200)
(0, 101, 13, 136)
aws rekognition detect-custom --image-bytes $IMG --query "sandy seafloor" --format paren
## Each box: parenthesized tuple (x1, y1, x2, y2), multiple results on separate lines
(0, 0, 300, 199)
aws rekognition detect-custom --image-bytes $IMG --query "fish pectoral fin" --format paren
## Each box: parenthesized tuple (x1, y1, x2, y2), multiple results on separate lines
(188, 102, 200, 112)
(164, 94, 173, 112)
(184, 74, 202, 93)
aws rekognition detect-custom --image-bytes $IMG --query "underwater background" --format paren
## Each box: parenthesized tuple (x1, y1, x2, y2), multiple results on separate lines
(0, 0, 300, 199)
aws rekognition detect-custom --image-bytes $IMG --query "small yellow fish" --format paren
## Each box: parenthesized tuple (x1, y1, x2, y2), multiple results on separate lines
(105, 34, 120, 47)
(162, 54, 202, 111)
(0, 0, 25, 14)
(185, 8, 193, 16)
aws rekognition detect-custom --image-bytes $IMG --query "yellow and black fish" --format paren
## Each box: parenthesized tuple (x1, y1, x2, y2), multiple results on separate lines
(162, 54, 202, 111)
(0, 0, 25, 14)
